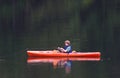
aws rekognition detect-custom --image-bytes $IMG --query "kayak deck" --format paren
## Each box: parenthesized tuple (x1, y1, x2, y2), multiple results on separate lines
(27, 50, 101, 58)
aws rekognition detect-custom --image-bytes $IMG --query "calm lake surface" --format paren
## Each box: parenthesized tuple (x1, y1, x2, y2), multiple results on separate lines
(0, 35, 119, 78)
(0, 55, 120, 78)
(0, 0, 119, 78)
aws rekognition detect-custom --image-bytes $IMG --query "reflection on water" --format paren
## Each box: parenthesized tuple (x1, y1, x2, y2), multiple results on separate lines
(27, 57, 100, 74)
(57, 60, 71, 74)
(0, 57, 120, 78)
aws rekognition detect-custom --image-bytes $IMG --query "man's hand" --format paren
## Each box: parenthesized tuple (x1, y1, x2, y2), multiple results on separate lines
(57, 47, 66, 52)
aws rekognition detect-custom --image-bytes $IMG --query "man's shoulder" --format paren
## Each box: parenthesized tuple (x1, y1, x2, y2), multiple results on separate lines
(68, 46, 72, 48)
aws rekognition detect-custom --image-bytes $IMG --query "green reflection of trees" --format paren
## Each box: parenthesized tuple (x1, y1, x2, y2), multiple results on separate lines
(0, 0, 119, 57)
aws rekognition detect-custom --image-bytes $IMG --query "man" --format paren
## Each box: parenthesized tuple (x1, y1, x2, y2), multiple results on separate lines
(58, 40, 72, 53)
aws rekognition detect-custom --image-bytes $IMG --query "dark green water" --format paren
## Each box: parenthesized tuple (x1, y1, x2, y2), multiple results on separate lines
(0, 0, 120, 78)
(0, 57, 120, 78)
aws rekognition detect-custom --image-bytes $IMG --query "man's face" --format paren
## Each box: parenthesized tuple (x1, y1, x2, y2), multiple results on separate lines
(65, 42, 69, 46)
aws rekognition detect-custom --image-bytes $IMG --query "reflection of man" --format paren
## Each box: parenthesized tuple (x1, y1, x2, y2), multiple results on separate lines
(56, 60, 71, 74)
(64, 60, 71, 74)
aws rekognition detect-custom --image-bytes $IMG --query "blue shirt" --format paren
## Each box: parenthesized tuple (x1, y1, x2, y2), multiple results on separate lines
(64, 45, 72, 53)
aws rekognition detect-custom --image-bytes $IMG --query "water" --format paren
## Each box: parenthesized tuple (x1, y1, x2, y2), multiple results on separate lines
(0, 56, 120, 78)
(0, 0, 119, 78)
(0, 32, 119, 78)
(26, 58, 119, 78)
(0, 33, 119, 78)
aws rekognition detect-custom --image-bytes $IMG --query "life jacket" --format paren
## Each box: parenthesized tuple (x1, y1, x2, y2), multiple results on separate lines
(64, 45, 72, 53)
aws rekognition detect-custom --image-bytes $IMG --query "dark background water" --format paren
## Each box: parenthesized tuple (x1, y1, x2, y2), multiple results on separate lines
(0, 0, 120, 78)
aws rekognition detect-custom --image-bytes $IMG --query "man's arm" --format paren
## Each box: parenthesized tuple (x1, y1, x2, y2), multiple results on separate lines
(58, 46, 71, 52)
(65, 46, 71, 52)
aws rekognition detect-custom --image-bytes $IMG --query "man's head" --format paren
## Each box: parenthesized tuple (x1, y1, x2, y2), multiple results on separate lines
(65, 40, 70, 46)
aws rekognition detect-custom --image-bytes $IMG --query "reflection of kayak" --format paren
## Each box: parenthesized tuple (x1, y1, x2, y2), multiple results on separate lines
(27, 50, 101, 58)
(27, 57, 100, 63)
(27, 57, 100, 71)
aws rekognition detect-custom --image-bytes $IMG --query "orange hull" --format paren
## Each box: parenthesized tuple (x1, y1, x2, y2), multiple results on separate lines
(27, 50, 101, 58)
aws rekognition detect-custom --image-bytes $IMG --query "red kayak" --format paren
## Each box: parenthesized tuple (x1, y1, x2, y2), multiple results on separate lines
(27, 50, 101, 58)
